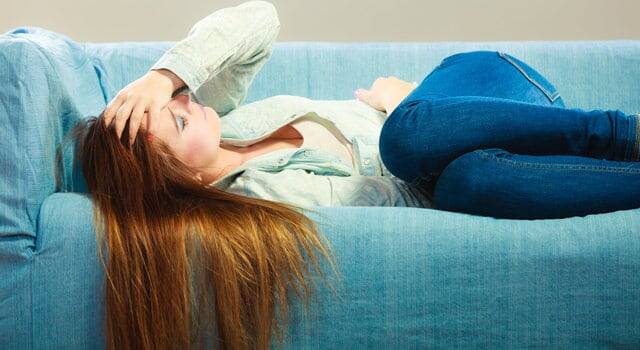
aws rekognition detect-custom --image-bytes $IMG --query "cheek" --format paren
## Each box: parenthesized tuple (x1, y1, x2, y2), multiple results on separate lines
(183, 129, 220, 167)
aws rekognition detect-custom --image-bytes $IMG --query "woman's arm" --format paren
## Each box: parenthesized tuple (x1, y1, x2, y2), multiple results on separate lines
(148, 0, 281, 116)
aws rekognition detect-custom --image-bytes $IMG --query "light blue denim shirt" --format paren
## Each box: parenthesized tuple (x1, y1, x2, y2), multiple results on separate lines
(148, 0, 433, 209)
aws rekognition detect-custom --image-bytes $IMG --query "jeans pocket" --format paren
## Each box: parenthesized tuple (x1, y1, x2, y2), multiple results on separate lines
(498, 51, 561, 103)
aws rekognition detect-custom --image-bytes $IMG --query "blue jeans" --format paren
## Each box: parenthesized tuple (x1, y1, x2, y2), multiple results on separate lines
(379, 51, 640, 219)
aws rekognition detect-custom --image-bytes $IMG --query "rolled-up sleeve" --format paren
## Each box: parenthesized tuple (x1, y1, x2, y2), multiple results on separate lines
(149, 0, 280, 115)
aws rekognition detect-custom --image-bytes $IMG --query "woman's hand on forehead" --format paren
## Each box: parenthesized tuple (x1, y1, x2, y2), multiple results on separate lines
(102, 69, 185, 146)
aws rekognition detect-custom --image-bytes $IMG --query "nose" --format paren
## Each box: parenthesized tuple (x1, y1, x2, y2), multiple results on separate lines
(175, 93, 190, 106)
(174, 93, 194, 113)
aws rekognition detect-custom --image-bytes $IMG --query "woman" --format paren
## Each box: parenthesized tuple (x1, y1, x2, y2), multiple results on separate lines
(70, 0, 640, 348)
(70, 5, 343, 350)
(101, 1, 640, 219)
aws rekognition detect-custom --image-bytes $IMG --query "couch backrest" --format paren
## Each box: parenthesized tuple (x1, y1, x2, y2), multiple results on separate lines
(85, 39, 640, 112)
(1, 25, 639, 242)
(235, 40, 640, 113)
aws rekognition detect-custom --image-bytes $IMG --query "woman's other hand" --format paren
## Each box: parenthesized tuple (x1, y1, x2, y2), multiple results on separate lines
(102, 69, 185, 146)
(354, 76, 418, 115)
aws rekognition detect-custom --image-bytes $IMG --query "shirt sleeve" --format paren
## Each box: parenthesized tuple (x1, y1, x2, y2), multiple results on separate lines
(148, 0, 280, 116)
(224, 168, 434, 209)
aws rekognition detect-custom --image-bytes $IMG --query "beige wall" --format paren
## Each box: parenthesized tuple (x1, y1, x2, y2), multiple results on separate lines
(4, 0, 639, 42)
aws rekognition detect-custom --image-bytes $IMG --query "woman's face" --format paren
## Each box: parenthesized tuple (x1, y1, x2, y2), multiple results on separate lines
(150, 93, 222, 170)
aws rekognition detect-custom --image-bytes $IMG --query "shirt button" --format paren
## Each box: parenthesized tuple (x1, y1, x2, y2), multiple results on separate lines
(303, 150, 310, 156)
(278, 158, 287, 165)
(363, 158, 371, 165)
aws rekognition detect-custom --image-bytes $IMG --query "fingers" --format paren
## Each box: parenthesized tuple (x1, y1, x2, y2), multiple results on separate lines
(354, 88, 380, 111)
(354, 88, 369, 102)
(103, 94, 125, 127)
(114, 98, 137, 140)
(128, 102, 147, 146)
(146, 103, 163, 135)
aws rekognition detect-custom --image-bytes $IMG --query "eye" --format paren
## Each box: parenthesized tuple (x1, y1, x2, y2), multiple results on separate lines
(175, 115, 188, 131)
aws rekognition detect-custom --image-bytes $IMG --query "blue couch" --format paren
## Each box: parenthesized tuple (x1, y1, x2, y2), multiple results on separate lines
(1, 26, 639, 349)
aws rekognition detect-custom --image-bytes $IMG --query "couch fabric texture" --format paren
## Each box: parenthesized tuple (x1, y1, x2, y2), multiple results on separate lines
(1, 26, 639, 348)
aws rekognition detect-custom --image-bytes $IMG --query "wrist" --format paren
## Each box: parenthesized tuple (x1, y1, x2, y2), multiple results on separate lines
(382, 93, 406, 115)
(149, 68, 186, 93)
(383, 84, 417, 115)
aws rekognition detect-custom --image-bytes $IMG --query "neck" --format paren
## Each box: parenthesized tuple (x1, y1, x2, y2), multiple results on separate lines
(198, 145, 246, 185)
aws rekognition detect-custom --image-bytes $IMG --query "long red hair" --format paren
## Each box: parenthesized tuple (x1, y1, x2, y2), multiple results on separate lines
(62, 113, 342, 349)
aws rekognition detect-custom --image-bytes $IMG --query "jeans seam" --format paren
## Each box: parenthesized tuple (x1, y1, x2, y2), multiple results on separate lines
(477, 150, 640, 174)
(498, 52, 560, 103)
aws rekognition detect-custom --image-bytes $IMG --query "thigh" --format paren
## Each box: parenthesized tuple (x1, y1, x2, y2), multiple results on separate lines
(403, 50, 565, 108)
(432, 148, 640, 219)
